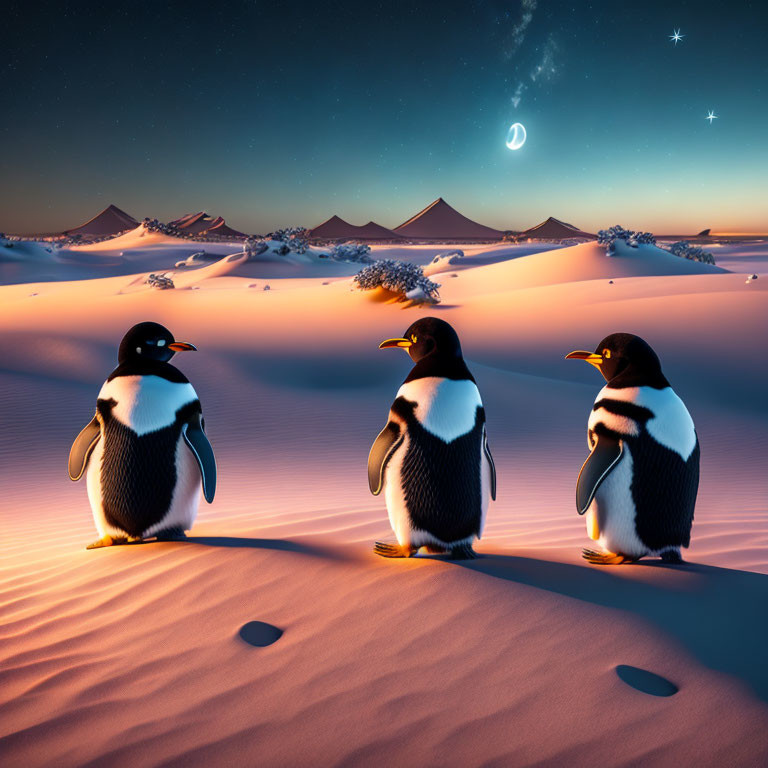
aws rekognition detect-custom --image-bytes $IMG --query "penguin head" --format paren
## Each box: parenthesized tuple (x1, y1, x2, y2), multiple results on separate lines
(118, 322, 197, 364)
(566, 333, 668, 388)
(378, 317, 462, 364)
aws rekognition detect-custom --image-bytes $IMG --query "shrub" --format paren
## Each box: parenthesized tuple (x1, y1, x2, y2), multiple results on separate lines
(142, 218, 188, 238)
(145, 272, 175, 289)
(268, 226, 309, 254)
(354, 259, 441, 303)
(597, 225, 656, 254)
(57, 233, 85, 247)
(668, 241, 716, 265)
(243, 237, 268, 259)
(330, 243, 372, 263)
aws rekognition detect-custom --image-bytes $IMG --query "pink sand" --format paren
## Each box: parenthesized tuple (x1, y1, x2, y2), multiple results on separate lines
(1, 238, 767, 766)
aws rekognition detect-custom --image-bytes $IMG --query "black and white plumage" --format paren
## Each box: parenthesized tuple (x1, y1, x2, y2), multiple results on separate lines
(566, 333, 699, 565)
(69, 322, 216, 549)
(369, 317, 496, 559)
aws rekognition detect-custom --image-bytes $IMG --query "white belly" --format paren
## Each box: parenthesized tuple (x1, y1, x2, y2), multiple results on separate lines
(86, 432, 201, 538)
(383, 433, 412, 547)
(586, 443, 647, 558)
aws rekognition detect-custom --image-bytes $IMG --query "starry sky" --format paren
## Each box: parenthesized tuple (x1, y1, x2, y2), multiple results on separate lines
(2, 0, 766, 234)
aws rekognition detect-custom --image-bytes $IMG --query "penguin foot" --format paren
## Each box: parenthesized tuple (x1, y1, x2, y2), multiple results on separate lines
(373, 542, 417, 558)
(155, 527, 188, 542)
(660, 548, 684, 564)
(86, 535, 128, 550)
(582, 548, 639, 565)
(450, 544, 477, 560)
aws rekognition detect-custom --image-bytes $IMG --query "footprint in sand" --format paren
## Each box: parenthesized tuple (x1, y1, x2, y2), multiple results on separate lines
(615, 665, 678, 697)
(239, 621, 283, 647)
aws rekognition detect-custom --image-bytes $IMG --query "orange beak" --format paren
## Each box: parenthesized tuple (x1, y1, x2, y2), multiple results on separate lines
(168, 341, 197, 352)
(379, 338, 412, 350)
(565, 350, 603, 370)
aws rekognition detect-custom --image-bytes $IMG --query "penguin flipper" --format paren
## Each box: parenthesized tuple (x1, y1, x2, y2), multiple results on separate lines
(368, 421, 403, 495)
(576, 432, 623, 515)
(182, 412, 217, 503)
(69, 414, 101, 481)
(483, 426, 496, 501)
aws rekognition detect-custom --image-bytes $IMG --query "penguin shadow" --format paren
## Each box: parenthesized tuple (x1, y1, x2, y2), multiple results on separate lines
(184, 536, 349, 560)
(449, 554, 768, 704)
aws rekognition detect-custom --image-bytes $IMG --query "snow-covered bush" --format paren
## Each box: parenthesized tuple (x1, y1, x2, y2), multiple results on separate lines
(667, 241, 716, 265)
(145, 272, 175, 289)
(142, 217, 188, 238)
(268, 226, 309, 254)
(354, 259, 441, 303)
(330, 243, 372, 263)
(57, 233, 85, 247)
(598, 225, 656, 254)
(243, 237, 268, 259)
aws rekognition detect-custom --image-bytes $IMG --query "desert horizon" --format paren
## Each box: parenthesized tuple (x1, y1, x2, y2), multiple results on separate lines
(5, 198, 768, 241)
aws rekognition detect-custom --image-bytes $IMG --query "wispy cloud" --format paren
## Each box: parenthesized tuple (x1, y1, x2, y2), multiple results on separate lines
(511, 81, 527, 108)
(510, 32, 558, 108)
(503, 0, 538, 60)
(530, 34, 558, 82)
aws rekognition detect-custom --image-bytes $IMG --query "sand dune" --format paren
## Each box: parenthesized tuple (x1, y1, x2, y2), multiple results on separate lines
(448, 240, 726, 294)
(70, 226, 220, 253)
(1, 237, 767, 766)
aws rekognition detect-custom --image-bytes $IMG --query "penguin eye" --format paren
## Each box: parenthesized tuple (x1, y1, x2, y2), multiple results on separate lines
(146, 339, 155, 346)
(157, 339, 166, 347)
(411, 334, 418, 343)
(603, 349, 612, 359)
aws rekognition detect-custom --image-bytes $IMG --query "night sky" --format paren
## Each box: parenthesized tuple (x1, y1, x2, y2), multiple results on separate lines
(2, 0, 766, 234)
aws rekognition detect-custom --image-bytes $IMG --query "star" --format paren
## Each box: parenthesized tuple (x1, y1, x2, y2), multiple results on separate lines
(669, 28, 684, 45)
(706, 110, 718, 124)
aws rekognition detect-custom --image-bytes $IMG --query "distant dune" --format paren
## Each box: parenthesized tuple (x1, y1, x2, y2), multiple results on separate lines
(446, 239, 726, 295)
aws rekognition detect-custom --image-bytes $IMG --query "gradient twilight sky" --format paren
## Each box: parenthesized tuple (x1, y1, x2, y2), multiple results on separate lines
(2, 0, 766, 234)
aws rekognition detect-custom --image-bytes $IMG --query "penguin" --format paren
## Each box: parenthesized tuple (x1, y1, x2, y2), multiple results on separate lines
(565, 333, 699, 564)
(368, 317, 496, 559)
(68, 321, 216, 549)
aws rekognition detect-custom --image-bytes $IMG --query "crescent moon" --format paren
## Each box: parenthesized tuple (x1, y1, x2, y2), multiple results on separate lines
(506, 122, 527, 150)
